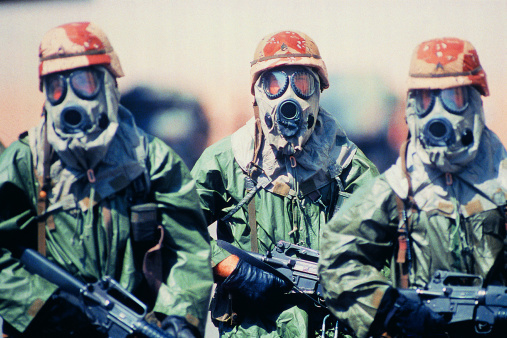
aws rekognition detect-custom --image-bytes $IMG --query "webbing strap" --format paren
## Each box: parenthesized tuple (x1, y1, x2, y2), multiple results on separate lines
(252, 104, 263, 169)
(395, 138, 414, 288)
(248, 197, 258, 253)
(35, 120, 55, 256)
(399, 139, 414, 202)
(36, 200, 47, 256)
(244, 103, 263, 253)
(395, 195, 409, 289)
(219, 185, 260, 253)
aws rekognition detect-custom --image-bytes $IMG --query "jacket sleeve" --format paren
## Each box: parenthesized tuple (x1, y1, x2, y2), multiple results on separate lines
(190, 137, 243, 267)
(0, 140, 59, 332)
(342, 147, 380, 194)
(146, 137, 213, 335)
(318, 175, 398, 338)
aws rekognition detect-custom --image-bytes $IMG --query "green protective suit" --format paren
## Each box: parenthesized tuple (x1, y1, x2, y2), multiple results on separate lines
(0, 109, 213, 336)
(318, 128, 507, 338)
(191, 109, 379, 337)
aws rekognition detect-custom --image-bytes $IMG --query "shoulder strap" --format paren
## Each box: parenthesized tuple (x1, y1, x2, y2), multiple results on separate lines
(220, 177, 262, 253)
(33, 120, 55, 256)
(248, 197, 258, 253)
(395, 139, 415, 288)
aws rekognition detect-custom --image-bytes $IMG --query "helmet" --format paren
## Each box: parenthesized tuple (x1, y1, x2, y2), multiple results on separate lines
(39, 22, 124, 90)
(250, 30, 329, 95)
(407, 37, 488, 96)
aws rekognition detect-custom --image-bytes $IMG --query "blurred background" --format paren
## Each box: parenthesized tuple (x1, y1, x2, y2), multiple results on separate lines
(0, 0, 505, 172)
(0, 1, 505, 336)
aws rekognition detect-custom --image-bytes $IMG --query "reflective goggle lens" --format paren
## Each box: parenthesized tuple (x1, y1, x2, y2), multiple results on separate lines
(414, 90, 434, 115)
(264, 71, 288, 99)
(440, 86, 468, 113)
(45, 68, 102, 105)
(291, 71, 315, 98)
(70, 69, 101, 99)
(262, 68, 316, 100)
(413, 87, 469, 116)
(46, 75, 67, 105)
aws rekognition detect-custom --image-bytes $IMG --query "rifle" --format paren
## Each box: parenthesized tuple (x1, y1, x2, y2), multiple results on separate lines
(18, 247, 172, 338)
(217, 240, 343, 337)
(399, 270, 507, 335)
(218, 239, 322, 300)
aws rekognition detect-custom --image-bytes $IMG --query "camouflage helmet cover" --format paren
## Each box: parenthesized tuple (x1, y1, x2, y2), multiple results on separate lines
(407, 37, 489, 96)
(250, 30, 329, 94)
(39, 22, 124, 89)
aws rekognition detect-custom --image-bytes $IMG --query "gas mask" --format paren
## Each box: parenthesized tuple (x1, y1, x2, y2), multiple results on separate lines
(254, 66, 320, 156)
(407, 85, 485, 173)
(43, 66, 120, 171)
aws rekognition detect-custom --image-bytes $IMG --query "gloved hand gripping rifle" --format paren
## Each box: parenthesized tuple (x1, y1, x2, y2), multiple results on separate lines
(218, 239, 323, 302)
(217, 240, 343, 337)
(17, 247, 173, 338)
(399, 270, 507, 335)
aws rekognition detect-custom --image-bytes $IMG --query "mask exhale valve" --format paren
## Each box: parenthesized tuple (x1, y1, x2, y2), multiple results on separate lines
(277, 99, 301, 137)
(422, 117, 455, 147)
(61, 106, 91, 134)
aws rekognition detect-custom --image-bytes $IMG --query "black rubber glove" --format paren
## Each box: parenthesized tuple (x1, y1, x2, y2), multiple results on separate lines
(372, 286, 447, 337)
(160, 315, 201, 338)
(22, 288, 102, 337)
(221, 259, 292, 303)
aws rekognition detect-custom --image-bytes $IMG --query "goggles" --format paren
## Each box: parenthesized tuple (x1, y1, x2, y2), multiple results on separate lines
(411, 86, 469, 117)
(44, 68, 103, 105)
(262, 67, 316, 100)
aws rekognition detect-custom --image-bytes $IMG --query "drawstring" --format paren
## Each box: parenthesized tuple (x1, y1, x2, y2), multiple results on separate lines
(72, 170, 97, 245)
(81, 186, 96, 244)
(287, 156, 299, 237)
(447, 172, 474, 273)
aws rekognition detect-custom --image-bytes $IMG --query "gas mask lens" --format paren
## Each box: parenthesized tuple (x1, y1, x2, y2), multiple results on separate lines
(45, 68, 102, 105)
(413, 86, 469, 117)
(262, 67, 316, 100)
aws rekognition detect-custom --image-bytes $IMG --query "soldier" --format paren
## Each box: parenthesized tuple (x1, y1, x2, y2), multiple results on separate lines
(0, 22, 213, 337)
(319, 37, 507, 337)
(191, 30, 379, 337)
